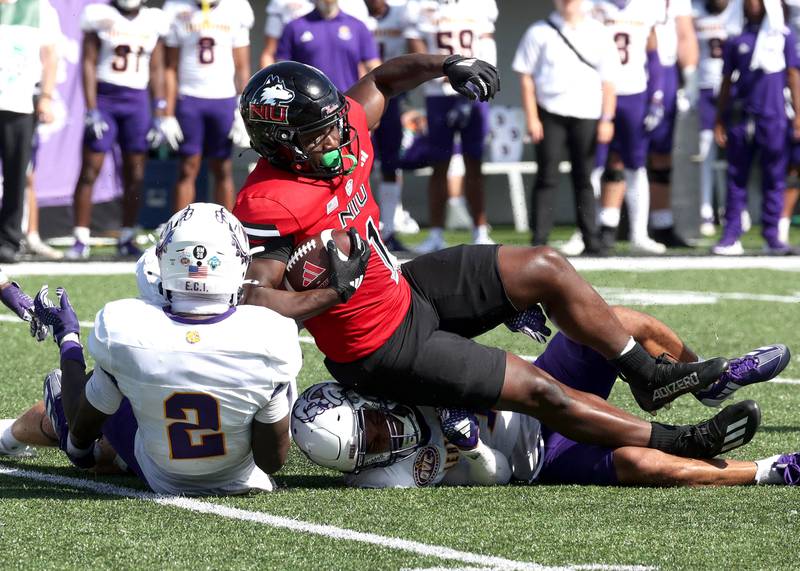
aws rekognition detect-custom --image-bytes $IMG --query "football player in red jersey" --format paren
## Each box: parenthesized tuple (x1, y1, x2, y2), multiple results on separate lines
(234, 55, 739, 459)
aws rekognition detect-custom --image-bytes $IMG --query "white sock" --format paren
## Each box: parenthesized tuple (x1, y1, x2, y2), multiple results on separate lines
(119, 227, 136, 244)
(617, 336, 637, 357)
(599, 207, 621, 228)
(779, 217, 791, 244)
(473, 224, 490, 241)
(699, 130, 716, 220)
(27, 231, 41, 244)
(379, 181, 401, 238)
(0, 269, 8, 286)
(755, 455, 783, 484)
(0, 421, 23, 452)
(625, 167, 650, 243)
(74, 226, 90, 244)
(649, 209, 673, 230)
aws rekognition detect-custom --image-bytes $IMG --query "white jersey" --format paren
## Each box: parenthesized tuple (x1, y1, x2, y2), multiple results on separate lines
(655, 0, 692, 67)
(344, 409, 542, 488)
(368, 1, 413, 62)
(263, 0, 370, 38)
(163, 0, 254, 98)
(406, 0, 498, 96)
(590, 0, 664, 95)
(80, 4, 168, 90)
(86, 299, 302, 496)
(692, 1, 736, 91)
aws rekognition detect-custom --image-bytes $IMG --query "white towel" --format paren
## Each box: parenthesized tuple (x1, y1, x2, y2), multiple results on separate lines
(750, 0, 787, 73)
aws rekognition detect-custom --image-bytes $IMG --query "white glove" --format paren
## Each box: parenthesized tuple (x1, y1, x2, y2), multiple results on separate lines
(84, 109, 109, 141)
(146, 117, 165, 149)
(158, 116, 184, 151)
(680, 66, 699, 112)
(228, 108, 250, 147)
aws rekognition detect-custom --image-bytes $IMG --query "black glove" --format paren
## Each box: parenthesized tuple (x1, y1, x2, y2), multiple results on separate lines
(328, 227, 371, 303)
(442, 55, 500, 102)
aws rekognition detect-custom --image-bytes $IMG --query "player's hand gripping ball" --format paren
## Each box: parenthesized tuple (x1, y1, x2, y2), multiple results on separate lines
(284, 229, 354, 292)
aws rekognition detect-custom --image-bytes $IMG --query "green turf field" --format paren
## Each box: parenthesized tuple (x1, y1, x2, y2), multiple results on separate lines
(1, 257, 799, 570)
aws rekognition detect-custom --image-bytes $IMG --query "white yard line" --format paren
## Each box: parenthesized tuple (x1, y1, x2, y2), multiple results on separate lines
(0, 466, 653, 571)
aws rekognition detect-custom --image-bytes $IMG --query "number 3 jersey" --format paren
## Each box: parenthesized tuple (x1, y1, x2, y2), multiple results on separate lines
(344, 408, 543, 488)
(85, 298, 302, 496)
(80, 4, 169, 90)
(233, 98, 412, 363)
(162, 0, 254, 99)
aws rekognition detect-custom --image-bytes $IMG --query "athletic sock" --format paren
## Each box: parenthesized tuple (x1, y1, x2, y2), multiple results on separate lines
(0, 421, 23, 452)
(74, 226, 90, 244)
(378, 181, 401, 238)
(649, 209, 673, 231)
(699, 129, 716, 219)
(755, 455, 783, 484)
(778, 217, 791, 245)
(599, 207, 621, 228)
(610, 339, 655, 386)
(625, 167, 650, 243)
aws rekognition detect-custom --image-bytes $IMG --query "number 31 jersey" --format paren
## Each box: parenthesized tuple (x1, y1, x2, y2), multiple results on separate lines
(80, 4, 169, 90)
(86, 298, 302, 496)
(234, 98, 412, 363)
(163, 0, 254, 99)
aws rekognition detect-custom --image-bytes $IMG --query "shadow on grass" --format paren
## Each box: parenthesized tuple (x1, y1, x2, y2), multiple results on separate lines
(274, 474, 344, 490)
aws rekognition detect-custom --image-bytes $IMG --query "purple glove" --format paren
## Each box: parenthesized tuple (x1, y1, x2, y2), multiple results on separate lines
(34, 285, 80, 346)
(504, 305, 551, 344)
(437, 408, 479, 450)
(0, 281, 48, 341)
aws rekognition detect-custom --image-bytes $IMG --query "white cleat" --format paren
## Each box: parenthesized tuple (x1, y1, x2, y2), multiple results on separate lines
(741, 211, 752, 234)
(25, 234, 63, 260)
(699, 221, 716, 237)
(472, 231, 495, 245)
(394, 207, 420, 235)
(711, 240, 744, 256)
(445, 197, 474, 231)
(0, 419, 36, 458)
(559, 230, 585, 256)
(415, 234, 447, 254)
(629, 237, 667, 255)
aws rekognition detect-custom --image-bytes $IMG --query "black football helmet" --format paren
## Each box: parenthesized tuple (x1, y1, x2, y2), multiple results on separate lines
(240, 62, 358, 179)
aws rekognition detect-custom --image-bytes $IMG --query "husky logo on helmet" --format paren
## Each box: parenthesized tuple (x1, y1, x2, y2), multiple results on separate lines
(294, 383, 347, 423)
(249, 76, 295, 124)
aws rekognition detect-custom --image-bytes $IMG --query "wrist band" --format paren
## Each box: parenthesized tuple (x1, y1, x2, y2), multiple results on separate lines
(154, 98, 168, 111)
(60, 339, 86, 367)
(600, 114, 614, 122)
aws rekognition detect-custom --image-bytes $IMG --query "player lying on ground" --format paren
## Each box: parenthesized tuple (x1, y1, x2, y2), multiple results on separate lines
(234, 53, 732, 464)
(291, 307, 795, 487)
(0, 204, 302, 496)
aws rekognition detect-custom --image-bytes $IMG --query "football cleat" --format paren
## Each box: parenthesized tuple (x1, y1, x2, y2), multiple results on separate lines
(696, 345, 791, 407)
(504, 305, 551, 344)
(559, 230, 586, 256)
(0, 419, 36, 458)
(414, 233, 447, 254)
(711, 239, 743, 256)
(629, 356, 729, 413)
(629, 237, 667, 255)
(42, 369, 68, 451)
(64, 240, 90, 260)
(437, 408, 479, 450)
(671, 400, 761, 458)
(117, 239, 143, 258)
(773, 453, 800, 485)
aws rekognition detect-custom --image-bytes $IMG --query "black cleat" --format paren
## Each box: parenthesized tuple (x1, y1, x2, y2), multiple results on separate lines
(669, 400, 761, 459)
(650, 226, 694, 248)
(630, 356, 730, 413)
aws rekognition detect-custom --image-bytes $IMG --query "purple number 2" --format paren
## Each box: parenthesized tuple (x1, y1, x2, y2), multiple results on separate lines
(165, 392, 226, 459)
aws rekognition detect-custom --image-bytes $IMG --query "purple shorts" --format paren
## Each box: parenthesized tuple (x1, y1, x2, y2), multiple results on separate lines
(595, 91, 649, 169)
(532, 333, 619, 486)
(101, 397, 147, 485)
(85, 82, 151, 154)
(648, 65, 679, 154)
(176, 94, 237, 159)
(373, 96, 403, 176)
(699, 88, 718, 132)
(425, 96, 489, 162)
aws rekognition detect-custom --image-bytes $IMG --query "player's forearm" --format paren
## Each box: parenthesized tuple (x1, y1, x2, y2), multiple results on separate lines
(165, 67, 178, 116)
(601, 81, 616, 120)
(366, 54, 450, 99)
(149, 43, 167, 112)
(676, 16, 699, 70)
(39, 44, 57, 98)
(82, 60, 98, 110)
(242, 284, 340, 321)
(518, 74, 538, 123)
(59, 341, 88, 425)
(788, 68, 800, 119)
(715, 75, 732, 123)
(233, 46, 251, 94)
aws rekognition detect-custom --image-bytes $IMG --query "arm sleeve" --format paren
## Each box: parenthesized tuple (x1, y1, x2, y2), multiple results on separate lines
(254, 384, 290, 424)
(85, 368, 124, 416)
(233, 0, 255, 48)
(511, 25, 539, 75)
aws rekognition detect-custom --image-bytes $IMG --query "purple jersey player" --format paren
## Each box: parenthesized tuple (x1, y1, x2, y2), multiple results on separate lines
(713, 0, 800, 255)
(276, 0, 380, 91)
(65, 0, 169, 260)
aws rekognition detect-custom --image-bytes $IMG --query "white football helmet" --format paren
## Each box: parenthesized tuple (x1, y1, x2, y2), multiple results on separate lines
(114, 0, 145, 10)
(156, 203, 251, 301)
(291, 381, 423, 473)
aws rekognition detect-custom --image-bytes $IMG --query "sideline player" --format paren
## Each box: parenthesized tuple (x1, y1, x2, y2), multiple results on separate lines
(65, 0, 169, 260)
(162, 0, 254, 213)
(233, 54, 732, 462)
(406, 0, 499, 252)
(291, 307, 790, 488)
(590, 0, 669, 254)
(1, 204, 303, 495)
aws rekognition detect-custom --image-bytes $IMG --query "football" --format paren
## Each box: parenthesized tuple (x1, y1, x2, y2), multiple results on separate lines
(284, 229, 352, 292)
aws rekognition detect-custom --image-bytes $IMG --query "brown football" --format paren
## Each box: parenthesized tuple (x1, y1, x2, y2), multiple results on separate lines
(284, 229, 352, 292)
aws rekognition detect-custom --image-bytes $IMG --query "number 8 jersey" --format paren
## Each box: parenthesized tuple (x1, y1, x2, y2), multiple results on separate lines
(162, 0, 254, 99)
(85, 298, 302, 496)
(80, 3, 169, 90)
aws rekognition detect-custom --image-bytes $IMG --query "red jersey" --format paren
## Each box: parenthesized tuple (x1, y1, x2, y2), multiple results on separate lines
(234, 97, 412, 362)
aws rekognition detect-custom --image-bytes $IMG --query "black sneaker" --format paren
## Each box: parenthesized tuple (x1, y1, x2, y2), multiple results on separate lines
(670, 400, 761, 458)
(630, 356, 729, 413)
(600, 225, 617, 251)
(650, 226, 694, 248)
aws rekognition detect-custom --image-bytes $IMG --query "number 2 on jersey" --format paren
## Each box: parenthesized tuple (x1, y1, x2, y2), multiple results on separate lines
(165, 392, 226, 459)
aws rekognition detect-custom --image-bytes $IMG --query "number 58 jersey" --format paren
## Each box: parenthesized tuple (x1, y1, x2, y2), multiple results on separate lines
(162, 0, 254, 99)
(86, 298, 302, 496)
